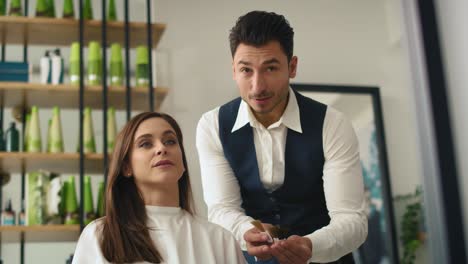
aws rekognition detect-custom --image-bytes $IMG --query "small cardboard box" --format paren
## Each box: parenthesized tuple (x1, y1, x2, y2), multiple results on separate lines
(0, 61, 30, 82)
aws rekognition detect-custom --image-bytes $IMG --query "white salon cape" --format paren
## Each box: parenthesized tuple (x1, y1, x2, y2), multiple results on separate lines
(72, 206, 246, 264)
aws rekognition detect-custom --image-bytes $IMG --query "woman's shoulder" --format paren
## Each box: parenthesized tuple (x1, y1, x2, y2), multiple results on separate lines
(185, 212, 234, 238)
(79, 217, 105, 240)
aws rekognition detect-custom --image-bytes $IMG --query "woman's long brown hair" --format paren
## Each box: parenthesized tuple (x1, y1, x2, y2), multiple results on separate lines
(99, 112, 193, 263)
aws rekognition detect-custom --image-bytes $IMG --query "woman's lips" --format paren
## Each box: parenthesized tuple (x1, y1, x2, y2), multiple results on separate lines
(153, 160, 174, 167)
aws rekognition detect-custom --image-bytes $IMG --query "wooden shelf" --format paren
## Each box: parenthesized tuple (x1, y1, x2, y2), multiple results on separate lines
(0, 16, 165, 48)
(0, 152, 104, 174)
(0, 82, 168, 111)
(0, 225, 80, 242)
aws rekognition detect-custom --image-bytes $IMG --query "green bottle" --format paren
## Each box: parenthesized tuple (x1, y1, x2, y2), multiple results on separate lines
(109, 43, 123, 86)
(83, 0, 93, 20)
(8, 0, 22, 16)
(0, 125, 5, 151)
(0, 0, 7, 15)
(64, 176, 79, 225)
(87, 41, 102, 85)
(62, 0, 74, 18)
(83, 176, 95, 225)
(5, 122, 19, 152)
(96, 181, 105, 217)
(46, 118, 52, 152)
(108, 0, 117, 21)
(23, 114, 31, 151)
(28, 106, 42, 153)
(35, 0, 48, 17)
(107, 107, 117, 153)
(49, 107, 64, 153)
(58, 179, 67, 221)
(46, 0, 55, 17)
(135, 46, 150, 87)
(83, 107, 96, 153)
(69, 42, 80, 85)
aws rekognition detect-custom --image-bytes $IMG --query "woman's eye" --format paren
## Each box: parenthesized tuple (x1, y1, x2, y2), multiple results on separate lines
(139, 141, 152, 148)
(164, 139, 177, 146)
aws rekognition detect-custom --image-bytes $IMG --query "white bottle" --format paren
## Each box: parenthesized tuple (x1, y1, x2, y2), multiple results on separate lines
(51, 49, 64, 85)
(40, 50, 51, 84)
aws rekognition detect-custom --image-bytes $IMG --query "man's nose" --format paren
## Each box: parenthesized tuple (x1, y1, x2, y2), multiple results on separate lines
(252, 73, 266, 94)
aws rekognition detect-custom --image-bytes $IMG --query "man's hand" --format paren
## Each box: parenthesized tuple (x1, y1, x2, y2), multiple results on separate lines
(270, 235, 312, 264)
(244, 224, 274, 260)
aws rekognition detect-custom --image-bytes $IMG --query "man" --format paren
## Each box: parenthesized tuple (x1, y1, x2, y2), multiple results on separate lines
(196, 11, 367, 264)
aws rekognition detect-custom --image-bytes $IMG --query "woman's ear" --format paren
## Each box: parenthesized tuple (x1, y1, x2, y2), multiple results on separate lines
(123, 164, 133, 177)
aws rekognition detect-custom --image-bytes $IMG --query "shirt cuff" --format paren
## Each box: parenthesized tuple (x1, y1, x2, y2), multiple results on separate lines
(305, 232, 328, 263)
(239, 221, 254, 251)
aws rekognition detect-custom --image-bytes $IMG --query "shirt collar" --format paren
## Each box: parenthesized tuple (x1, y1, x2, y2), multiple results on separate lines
(231, 87, 302, 133)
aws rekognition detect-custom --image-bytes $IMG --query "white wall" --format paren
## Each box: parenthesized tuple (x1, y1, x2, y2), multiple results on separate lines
(1, 0, 425, 263)
(434, 0, 468, 256)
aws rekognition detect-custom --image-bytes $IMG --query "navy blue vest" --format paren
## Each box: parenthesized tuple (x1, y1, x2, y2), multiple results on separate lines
(219, 90, 330, 237)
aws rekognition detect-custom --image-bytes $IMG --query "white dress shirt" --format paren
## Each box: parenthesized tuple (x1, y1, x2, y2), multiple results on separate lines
(196, 88, 368, 263)
(72, 206, 246, 264)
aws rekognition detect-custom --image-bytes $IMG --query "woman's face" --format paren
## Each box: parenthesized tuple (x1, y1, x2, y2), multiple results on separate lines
(127, 117, 185, 188)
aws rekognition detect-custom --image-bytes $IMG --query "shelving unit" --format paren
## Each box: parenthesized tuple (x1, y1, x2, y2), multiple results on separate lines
(0, 16, 165, 47)
(0, 0, 164, 262)
(0, 152, 104, 174)
(0, 225, 80, 243)
(0, 82, 168, 110)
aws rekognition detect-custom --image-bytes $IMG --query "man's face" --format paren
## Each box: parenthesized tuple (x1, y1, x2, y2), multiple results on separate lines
(232, 41, 297, 125)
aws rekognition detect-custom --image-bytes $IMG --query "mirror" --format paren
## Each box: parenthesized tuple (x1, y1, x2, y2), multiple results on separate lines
(292, 83, 399, 264)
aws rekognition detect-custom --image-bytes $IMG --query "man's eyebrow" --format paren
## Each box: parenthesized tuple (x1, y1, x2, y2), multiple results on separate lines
(262, 58, 280, 65)
(237, 60, 251, 66)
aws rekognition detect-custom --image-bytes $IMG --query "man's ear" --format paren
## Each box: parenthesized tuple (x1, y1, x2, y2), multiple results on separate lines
(289, 56, 298, 78)
(232, 61, 236, 80)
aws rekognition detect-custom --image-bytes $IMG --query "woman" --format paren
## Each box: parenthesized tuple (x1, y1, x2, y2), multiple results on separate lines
(73, 112, 245, 263)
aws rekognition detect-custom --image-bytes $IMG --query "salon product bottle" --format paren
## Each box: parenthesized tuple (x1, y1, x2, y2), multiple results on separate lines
(62, 0, 74, 18)
(35, 0, 48, 17)
(46, 0, 55, 17)
(46, 118, 52, 152)
(83, 0, 93, 20)
(49, 107, 64, 153)
(87, 41, 101, 85)
(2, 199, 15, 225)
(108, 0, 117, 21)
(51, 49, 64, 84)
(69, 42, 80, 85)
(0, 125, 5, 151)
(65, 254, 74, 264)
(5, 122, 19, 152)
(109, 43, 123, 86)
(107, 107, 117, 153)
(0, 0, 6, 15)
(136, 46, 150, 87)
(40, 50, 51, 84)
(23, 114, 31, 151)
(82, 107, 96, 153)
(18, 199, 25, 226)
(59, 179, 67, 221)
(9, 0, 22, 16)
(96, 181, 104, 217)
(64, 176, 79, 225)
(28, 106, 42, 152)
(83, 176, 95, 225)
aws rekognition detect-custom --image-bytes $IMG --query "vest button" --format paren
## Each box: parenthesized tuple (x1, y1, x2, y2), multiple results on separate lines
(270, 197, 276, 203)
(274, 214, 280, 220)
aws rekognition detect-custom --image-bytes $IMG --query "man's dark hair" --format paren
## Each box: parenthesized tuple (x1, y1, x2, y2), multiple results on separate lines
(229, 11, 294, 62)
